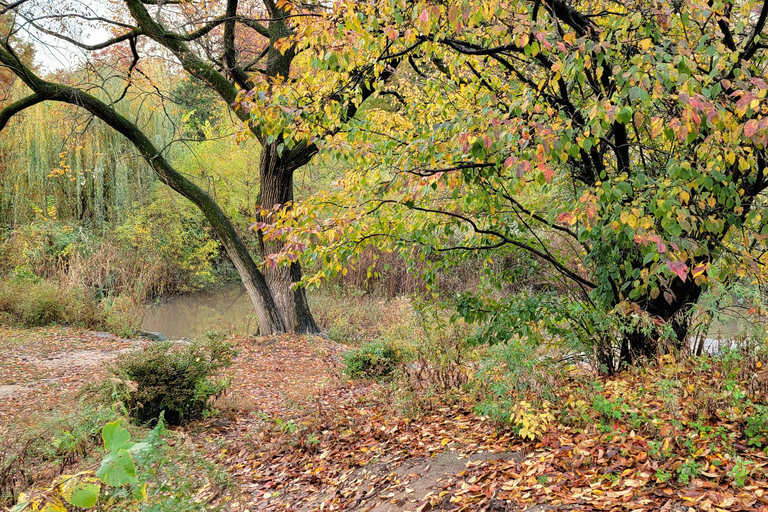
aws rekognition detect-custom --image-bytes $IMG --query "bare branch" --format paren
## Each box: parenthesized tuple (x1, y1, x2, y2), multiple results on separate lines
(0, 0, 32, 17)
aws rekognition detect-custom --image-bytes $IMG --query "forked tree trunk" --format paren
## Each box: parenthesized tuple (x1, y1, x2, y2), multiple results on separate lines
(258, 142, 321, 334)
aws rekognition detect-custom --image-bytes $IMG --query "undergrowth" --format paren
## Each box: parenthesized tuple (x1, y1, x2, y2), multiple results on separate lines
(101, 331, 236, 425)
(0, 278, 134, 333)
(472, 329, 768, 488)
(0, 401, 232, 511)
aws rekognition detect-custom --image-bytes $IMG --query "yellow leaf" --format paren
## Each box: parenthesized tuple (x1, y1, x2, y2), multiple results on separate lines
(16, 493, 68, 512)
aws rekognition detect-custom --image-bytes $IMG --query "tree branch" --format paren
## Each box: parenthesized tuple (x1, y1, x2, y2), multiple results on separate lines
(223, 0, 250, 89)
(0, 93, 42, 130)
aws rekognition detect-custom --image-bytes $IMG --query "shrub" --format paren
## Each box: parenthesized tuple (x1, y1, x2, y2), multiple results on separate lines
(108, 332, 236, 425)
(0, 279, 107, 329)
(342, 339, 410, 380)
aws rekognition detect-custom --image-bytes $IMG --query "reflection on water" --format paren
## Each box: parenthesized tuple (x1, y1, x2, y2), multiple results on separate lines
(696, 307, 759, 353)
(140, 286, 255, 340)
(706, 310, 751, 340)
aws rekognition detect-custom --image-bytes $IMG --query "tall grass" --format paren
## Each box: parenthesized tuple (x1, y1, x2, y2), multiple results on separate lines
(0, 279, 134, 332)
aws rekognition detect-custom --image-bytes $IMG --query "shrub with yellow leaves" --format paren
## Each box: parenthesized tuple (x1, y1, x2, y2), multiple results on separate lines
(511, 400, 556, 441)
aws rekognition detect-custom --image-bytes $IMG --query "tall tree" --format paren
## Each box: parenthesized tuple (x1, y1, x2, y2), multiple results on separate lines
(0, 0, 394, 334)
(276, 0, 768, 369)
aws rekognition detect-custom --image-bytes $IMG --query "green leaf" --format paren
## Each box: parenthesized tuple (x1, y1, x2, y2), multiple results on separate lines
(127, 442, 151, 454)
(96, 450, 137, 486)
(629, 86, 647, 102)
(617, 106, 633, 124)
(101, 421, 131, 452)
(59, 476, 101, 508)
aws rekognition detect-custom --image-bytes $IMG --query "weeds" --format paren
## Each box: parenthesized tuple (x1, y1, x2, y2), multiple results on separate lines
(0, 279, 129, 331)
(342, 339, 410, 380)
(2, 408, 232, 511)
(730, 456, 751, 487)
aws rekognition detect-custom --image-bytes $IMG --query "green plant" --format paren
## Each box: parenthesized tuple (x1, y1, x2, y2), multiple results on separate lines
(0, 279, 107, 329)
(342, 339, 410, 380)
(592, 396, 627, 421)
(654, 469, 672, 484)
(107, 332, 236, 425)
(729, 456, 751, 487)
(745, 404, 768, 447)
(10, 419, 152, 511)
(676, 459, 702, 484)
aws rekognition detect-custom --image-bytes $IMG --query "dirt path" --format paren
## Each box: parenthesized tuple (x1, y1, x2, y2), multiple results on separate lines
(186, 335, 531, 512)
(0, 326, 146, 439)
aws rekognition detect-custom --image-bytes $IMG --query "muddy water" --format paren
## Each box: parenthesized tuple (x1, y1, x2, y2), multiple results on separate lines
(140, 286, 255, 340)
(140, 285, 755, 346)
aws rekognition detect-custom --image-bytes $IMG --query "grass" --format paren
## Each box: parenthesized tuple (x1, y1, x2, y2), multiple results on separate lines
(309, 287, 419, 346)
(0, 278, 137, 334)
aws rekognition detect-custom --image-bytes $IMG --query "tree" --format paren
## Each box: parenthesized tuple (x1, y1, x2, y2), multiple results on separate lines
(274, 0, 768, 369)
(0, 0, 395, 334)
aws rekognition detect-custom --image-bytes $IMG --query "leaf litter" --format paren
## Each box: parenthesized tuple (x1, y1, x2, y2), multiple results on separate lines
(2, 328, 768, 511)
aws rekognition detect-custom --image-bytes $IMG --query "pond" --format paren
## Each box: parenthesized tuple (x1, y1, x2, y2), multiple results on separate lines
(140, 286, 256, 340)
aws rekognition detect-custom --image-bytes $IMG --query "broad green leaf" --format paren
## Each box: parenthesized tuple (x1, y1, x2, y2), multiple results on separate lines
(101, 421, 131, 452)
(96, 450, 137, 486)
(59, 476, 101, 508)
(617, 106, 633, 124)
(126, 442, 151, 454)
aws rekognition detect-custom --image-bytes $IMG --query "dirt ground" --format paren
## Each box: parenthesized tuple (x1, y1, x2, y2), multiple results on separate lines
(4, 329, 763, 512)
(0, 326, 147, 439)
(0, 329, 533, 511)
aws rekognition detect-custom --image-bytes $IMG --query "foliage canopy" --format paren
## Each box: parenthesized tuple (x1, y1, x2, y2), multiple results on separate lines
(261, 0, 768, 369)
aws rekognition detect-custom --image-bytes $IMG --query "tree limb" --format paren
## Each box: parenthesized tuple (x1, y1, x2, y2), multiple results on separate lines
(0, 92, 41, 130)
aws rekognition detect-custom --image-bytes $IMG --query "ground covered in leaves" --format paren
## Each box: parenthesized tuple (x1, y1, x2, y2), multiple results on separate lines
(2, 327, 768, 511)
(0, 326, 146, 439)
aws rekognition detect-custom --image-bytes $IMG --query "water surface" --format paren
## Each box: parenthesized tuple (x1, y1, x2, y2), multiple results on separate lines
(140, 286, 255, 340)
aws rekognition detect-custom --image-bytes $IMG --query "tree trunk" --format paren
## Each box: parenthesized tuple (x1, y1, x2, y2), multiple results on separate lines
(258, 142, 321, 334)
(0, 71, 291, 336)
(618, 277, 705, 368)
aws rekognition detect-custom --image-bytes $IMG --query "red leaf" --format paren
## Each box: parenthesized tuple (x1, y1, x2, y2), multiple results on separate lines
(666, 261, 688, 282)
(517, 160, 532, 178)
(744, 119, 759, 138)
(541, 164, 554, 183)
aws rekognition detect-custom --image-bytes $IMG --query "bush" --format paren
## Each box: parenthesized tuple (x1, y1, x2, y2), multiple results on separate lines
(342, 339, 410, 380)
(108, 332, 236, 425)
(0, 279, 107, 328)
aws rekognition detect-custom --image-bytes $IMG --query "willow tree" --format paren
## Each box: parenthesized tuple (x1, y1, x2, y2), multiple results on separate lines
(273, 0, 768, 369)
(0, 0, 396, 334)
